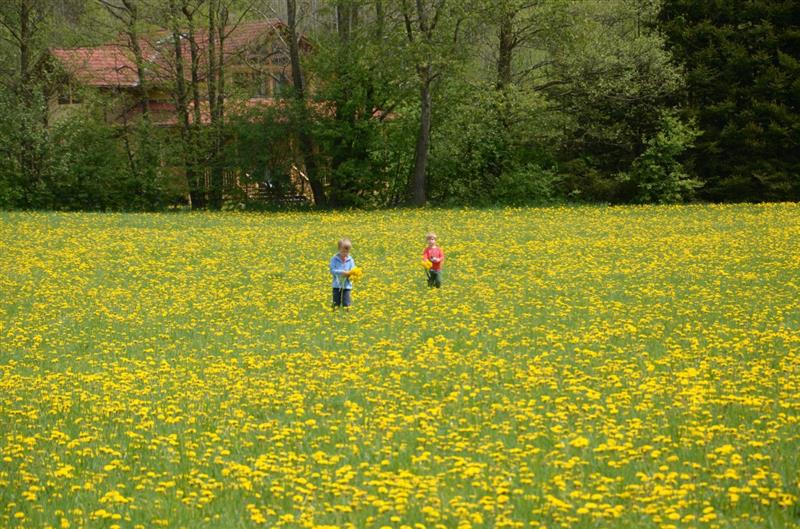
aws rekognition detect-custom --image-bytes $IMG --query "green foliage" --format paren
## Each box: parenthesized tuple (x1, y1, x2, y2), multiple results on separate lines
(1, 0, 797, 209)
(428, 82, 560, 205)
(366, 104, 418, 207)
(0, 87, 169, 210)
(47, 105, 167, 211)
(304, 4, 417, 207)
(0, 95, 24, 208)
(549, 0, 686, 200)
(0, 88, 54, 208)
(227, 104, 295, 197)
(659, 0, 800, 201)
(48, 112, 126, 209)
(619, 111, 702, 203)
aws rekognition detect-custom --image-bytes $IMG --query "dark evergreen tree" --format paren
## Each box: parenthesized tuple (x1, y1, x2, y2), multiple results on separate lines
(660, 0, 800, 201)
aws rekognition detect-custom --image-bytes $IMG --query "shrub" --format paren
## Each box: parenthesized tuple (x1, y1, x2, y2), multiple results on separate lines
(620, 112, 702, 203)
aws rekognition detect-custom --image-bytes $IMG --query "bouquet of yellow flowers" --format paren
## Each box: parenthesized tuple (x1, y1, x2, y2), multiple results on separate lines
(421, 259, 433, 283)
(348, 266, 363, 282)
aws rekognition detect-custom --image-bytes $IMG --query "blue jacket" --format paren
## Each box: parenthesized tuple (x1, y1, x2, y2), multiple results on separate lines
(330, 254, 355, 290)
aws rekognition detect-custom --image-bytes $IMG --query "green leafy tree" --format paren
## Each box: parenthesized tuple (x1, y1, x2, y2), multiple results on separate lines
(428, 81, 561, 205)
(0, 0, 55, 207)
(399, 0, 475, 206)
(226, 103, 295, 204)
(305, 0, 416, 207)
(424, 0, 570, 205)
(548, 0, 685, 201)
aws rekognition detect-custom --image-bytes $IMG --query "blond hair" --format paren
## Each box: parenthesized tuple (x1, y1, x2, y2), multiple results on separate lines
(425, 232, 437, 241)
(338, 238, 352, 249)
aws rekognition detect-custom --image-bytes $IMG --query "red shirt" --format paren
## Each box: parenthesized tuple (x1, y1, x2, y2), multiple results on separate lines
(423, 246, 444, 271)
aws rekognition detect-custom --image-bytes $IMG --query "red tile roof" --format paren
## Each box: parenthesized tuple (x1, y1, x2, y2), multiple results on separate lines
(51, 19, 297, 88)
(51, 45, 139, 87)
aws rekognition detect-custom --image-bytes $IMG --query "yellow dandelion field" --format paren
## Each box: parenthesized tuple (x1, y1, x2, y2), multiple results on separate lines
(1, 204, 799, 529)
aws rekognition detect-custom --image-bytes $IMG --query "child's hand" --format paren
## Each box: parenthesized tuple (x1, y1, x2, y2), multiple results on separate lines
(343, 271, 352, 277)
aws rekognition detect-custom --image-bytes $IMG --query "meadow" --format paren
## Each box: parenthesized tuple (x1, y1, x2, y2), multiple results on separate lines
(1, 204, 799, 529)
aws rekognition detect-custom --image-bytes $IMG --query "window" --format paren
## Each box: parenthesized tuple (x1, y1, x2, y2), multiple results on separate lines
(234, 71, 270, 99)
(272, 52, 290, 67)
(253, 72, 269, 98)
(273, 72, 290, 98)
(233, 72, 252, 91)
(57, 84, 82, 105)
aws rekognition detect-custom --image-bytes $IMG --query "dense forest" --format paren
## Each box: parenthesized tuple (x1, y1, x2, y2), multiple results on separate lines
(0, 0, 797, 210)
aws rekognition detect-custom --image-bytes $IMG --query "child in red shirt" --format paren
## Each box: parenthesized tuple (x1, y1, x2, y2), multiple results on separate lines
(422, 232, 444, 288)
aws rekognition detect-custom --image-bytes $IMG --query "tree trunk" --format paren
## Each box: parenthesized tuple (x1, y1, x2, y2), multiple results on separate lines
(183, 3, 203, 129)
(169, 0, 203, 209)
(209, 5, 227, 208)
(99, 0, 159, 206)
(497, 10, 513, 89)
(287, 0, 326, 206)
(121, 0, 150, 116)
(19, 1, 30, 90)
(17, 1, 38, 191)
(410, 66, 432, 206)
(336, 2, 357, 43)
(207, 1, 217, 123)
(182, 2, 211, 208)
(287, 0, 306, 100)
(402, 0, 443, 207)
(207, 0, 224, 209)
(216, 6, 227, 120)
(374, 0, 383, 39)
(118, 86, 139, 179)
(496, 7, 515, 140)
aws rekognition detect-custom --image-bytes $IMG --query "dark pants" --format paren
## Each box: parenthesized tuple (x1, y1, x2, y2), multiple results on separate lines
(332, 287, 352, 307)
(427, 270, 442, 288)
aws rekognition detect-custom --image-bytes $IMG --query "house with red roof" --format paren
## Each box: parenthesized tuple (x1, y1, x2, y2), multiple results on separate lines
(49, 19, 316, 204)
(49, 19, 306, 125)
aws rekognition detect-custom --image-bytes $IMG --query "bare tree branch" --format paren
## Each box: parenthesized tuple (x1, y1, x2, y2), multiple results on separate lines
(429, 0, 446, 33)
(0, 10, 23, 43)
(222, 2, 254, 40)
(97, 0, 129, 23)
(400, 0, 415, 43)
